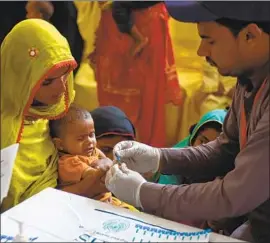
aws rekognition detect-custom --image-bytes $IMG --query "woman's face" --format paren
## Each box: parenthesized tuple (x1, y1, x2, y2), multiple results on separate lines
(192, 127, 221, 147)
(34, 66, 70, 105)
(97, 135, 132, 160)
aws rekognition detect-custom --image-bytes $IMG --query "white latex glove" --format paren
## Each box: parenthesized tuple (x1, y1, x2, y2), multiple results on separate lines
(113, 141, 160, 173)
(105, 164, 146, 208)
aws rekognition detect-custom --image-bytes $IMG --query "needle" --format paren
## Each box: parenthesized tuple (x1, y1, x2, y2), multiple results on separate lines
(114, 153, 121, 164)
(115, 153, 120, 162)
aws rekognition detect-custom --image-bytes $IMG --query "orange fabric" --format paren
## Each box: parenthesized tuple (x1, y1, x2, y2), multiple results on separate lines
(58, 155, 98, 184)
(58, 150, 137, 211)
(90, 3, 182, 147)
(240, 78, 268, 149)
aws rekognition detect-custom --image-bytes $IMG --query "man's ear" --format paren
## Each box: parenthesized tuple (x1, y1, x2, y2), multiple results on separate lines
(52, 138, 64, 151)
(244, 23, 263, 42)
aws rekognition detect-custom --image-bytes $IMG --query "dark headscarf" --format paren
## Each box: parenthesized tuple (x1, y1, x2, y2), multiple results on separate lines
(91, 106, 136, 139)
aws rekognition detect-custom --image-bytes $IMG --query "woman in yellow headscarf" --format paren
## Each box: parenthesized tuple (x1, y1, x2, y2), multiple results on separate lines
(1, 19, 77, 212)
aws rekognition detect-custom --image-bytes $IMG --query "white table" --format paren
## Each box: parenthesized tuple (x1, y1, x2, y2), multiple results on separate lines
(1, 188, 245, 242)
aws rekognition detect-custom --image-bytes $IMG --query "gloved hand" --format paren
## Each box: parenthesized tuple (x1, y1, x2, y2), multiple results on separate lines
(105, 164, 146, 208)
(113, 141, 161, 173)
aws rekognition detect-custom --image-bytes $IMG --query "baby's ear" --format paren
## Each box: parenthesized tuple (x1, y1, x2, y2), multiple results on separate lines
(52, 138, 64, 151)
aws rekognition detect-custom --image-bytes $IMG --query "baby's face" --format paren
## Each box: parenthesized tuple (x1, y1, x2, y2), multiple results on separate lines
(60, 118, 96, 157)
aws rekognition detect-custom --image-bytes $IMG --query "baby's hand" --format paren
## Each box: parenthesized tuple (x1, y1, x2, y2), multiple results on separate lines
(91, 158, 113, 173)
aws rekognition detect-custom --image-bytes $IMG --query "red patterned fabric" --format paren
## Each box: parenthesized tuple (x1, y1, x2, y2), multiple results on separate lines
(90, 3, 182, 147)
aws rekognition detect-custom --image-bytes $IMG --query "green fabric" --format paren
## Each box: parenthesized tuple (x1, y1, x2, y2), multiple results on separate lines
(150, 172, 180, 185)
(1, 19, 77, 212)
(174, 109, 227, 148)
(158, 174, 180, 185)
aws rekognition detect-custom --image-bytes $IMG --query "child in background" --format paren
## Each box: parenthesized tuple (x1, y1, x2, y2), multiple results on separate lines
(49, 105, 137, 211)
(91, 106, 136, 160)
(91, 106, 180, 185)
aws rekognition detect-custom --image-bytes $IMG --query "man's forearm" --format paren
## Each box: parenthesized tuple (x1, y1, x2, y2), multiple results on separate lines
(159, 133, 238, 178)
(140, 106, 269, 222)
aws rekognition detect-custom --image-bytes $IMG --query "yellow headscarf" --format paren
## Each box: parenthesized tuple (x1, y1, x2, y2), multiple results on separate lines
(1, 19, 77, 212)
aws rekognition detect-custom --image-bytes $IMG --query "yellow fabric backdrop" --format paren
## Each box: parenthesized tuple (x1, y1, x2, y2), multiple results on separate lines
(73, 2, 236, 146)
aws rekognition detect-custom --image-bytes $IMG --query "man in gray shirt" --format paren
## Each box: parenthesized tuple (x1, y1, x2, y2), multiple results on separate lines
(105, 2, 269, 242)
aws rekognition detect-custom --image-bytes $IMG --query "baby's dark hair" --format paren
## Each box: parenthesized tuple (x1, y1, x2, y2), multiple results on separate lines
(50, 105, 92, 138)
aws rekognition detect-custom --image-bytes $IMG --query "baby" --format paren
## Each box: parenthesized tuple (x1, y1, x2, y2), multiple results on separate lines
(49, 105, 137, 210)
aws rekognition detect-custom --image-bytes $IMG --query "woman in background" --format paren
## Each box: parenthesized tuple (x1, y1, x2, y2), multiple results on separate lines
(89, 2, 182, 148)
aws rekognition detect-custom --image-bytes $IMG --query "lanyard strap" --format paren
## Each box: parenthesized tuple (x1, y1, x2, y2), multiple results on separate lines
(240, 79, 268, 149)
